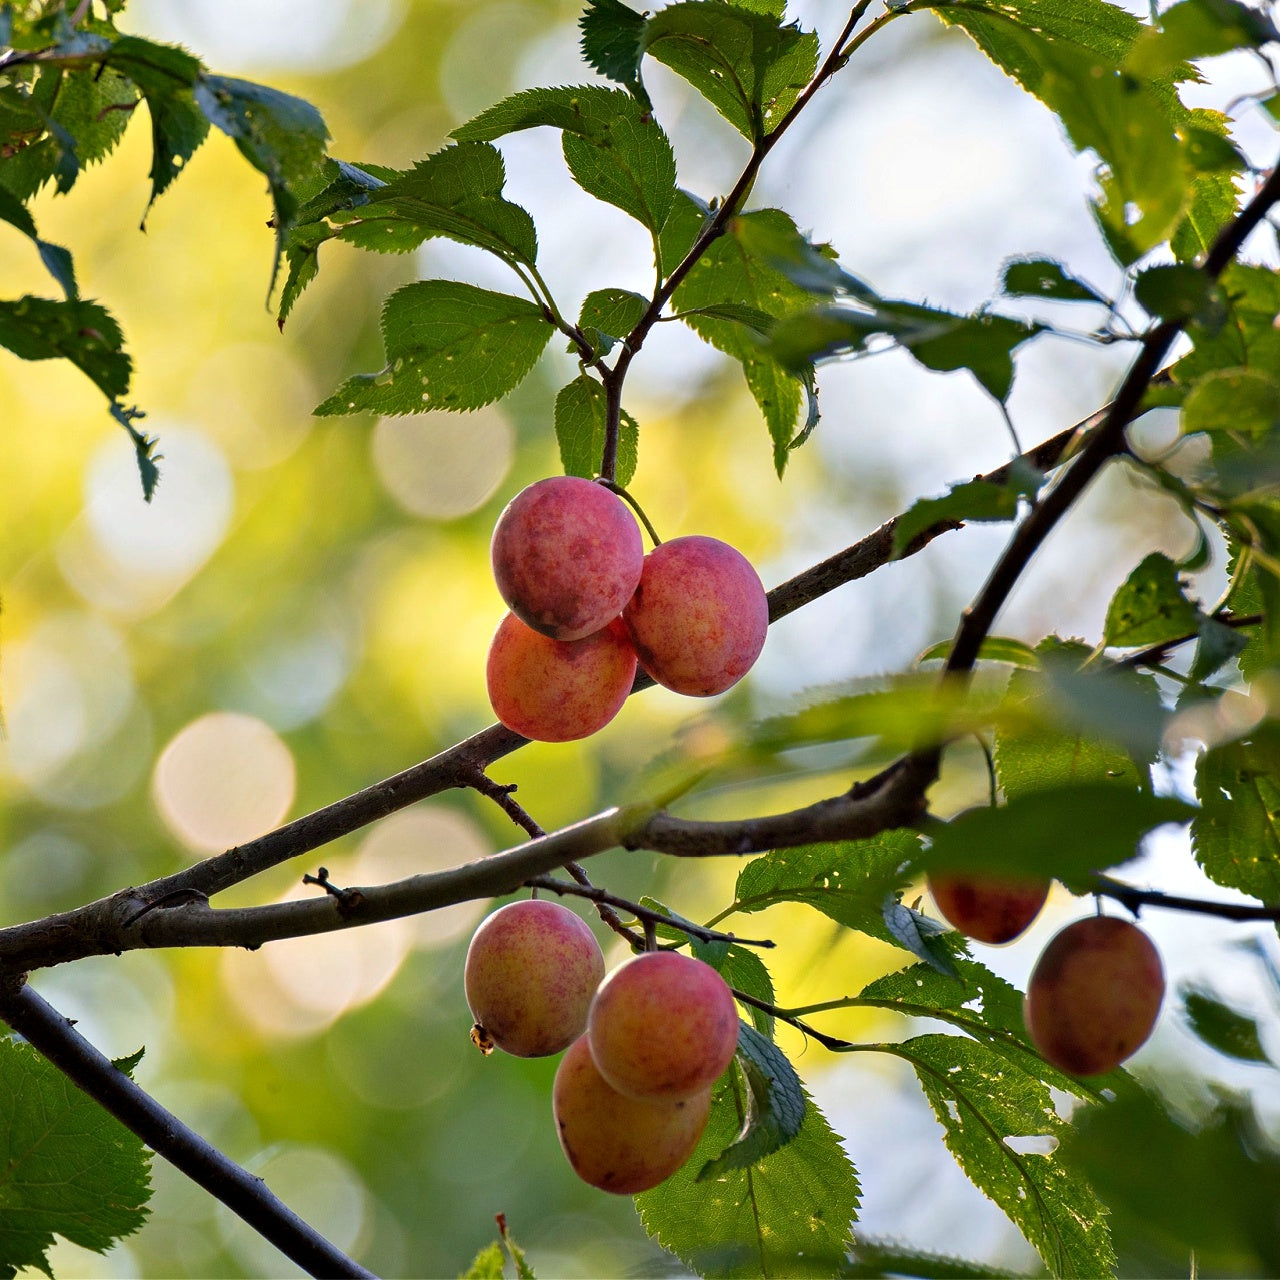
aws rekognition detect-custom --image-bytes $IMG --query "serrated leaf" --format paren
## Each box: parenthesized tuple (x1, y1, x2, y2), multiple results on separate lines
(924, 785, 1194, 893)
(453, 85, 675, 232)
(0, 186, 76, 298)
(636, 1073, 858, 1277)
(673, 208, 820, 473)
(105, 36, 208, 213)
(1181, 987, 1272, 1064)
(578, 287, 648, 350)
(193, 74, 328, 291)
(336, 142, 538, 265)
(894, 463, 1044, 557)
(845, 1238, 1027, 1279)
(884, 1034, 1115, 1278)
(643, 1, 819, 141)
(579, 0, 649, 95)
(697, 1022, 804, 1179)
(0, 1037, 152, 1276)
(701, 943, 776, 1038)
(1001, 257, 1109, 305)
(731, 831, 926, 953)
(0, 295, 129, 398)
(657, 187, 710, 277)
(1039, 661, 1167, 762)
(728, 213, 876, 302)
(315, 281, 552, 416)
(1103, 552, 1202, 648)
(461, 1242, 506, 1279)
(1173, 111, 1242, 263)
(553, 375, 639, 487)
(1192, 730, 1280, 907)
(1186, 616, 1251, 685)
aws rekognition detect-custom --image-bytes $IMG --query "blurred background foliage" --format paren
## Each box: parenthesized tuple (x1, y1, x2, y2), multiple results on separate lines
(5, 0, 1280, 1275)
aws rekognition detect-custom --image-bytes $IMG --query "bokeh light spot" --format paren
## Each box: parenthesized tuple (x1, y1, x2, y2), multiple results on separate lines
(152, 712, 295, 854)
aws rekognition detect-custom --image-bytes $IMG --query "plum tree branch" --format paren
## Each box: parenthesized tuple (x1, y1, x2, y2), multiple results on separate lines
(0, 980, 376, 1280)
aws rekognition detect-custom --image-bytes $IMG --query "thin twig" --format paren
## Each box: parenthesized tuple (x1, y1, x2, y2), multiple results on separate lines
(0, 980, 376, 1280)
(1093, 874, 1280, 922)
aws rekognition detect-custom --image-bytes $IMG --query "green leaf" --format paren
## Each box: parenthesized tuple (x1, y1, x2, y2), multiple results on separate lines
(0, 1037, 151, 1276)
(636, 1073, 858, 1277)
(728, 213, 876, 301)
(553, 375, 639, 487)
(0, 295, 129, 398)
(337, 142, 537, 265)
(1001, 257, 1109, 305)
(924, 785, 1194, 894)
(1173, 111, 1242, 263)
(673, 208, 822, 473)
(193, 75, 328, 291)
(883, 1034, 1115, 1279)
(1133, 263, 1223, 325)
(1182, 367, 1280, 439)
(1060, 1088, 1280, 1272)
(657, 187, 710, 277)
(894, 463, 1044, 557)
(1182, 986, 1272, 1064)
(845, 1238, 1027, 1279)
(857, 959, 1110, 1102)
(1173, 263, 1280, 388)
(579, 0, 650, 99)
(917, 636, 1040, 667)
(731, 831, 928, 953)
(315, 281, 552, 417)
(1125, 0, 1279, 77)
(1038, 661, 1168, 761)
(577, 287, 648, 353)
(1186, 616, 1251, 685)
(697, 1022, 805, 1179)
(460, 1242, 506, 1279)
(0, 186, 76, 298)
(105, 36, 208, 213)
(1192, 729, 1280, 905)
(643, 1, 819, 141)
(689, 937, 777, 1039)
(1103, 552, 1202, 647)
(452, 86, 676, 233)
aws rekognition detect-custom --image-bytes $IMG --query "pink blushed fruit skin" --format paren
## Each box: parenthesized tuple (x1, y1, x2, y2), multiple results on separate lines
(553, 1035, 712, 1194)
(486, 613, 637, 742)
(464, 900, 606, 1058)
(587, 951, 739, 1101)
(1024, 916, 1165, 1077)
(928, 871, 1050, 945)
(491, 476, 644, 641)
(623, 536, 768, 697)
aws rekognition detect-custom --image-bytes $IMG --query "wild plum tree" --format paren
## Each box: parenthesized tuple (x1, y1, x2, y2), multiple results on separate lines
(5, 0, 1280, 1276)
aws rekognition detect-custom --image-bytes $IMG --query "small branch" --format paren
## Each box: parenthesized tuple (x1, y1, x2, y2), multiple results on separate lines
(595, 479, 663, 546)
(525, 875, 776, 949)
(1119, 612, 1263, 670)
(731, 986, 856, 1052)
(0, 981, 375, 1280)
(562, 861, 641, 944)
(465, 766, 546, 839)
(1093, 874, 1280, 922)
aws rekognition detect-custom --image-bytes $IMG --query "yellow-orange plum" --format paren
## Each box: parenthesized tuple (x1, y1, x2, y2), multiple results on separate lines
(1024, 916, 1165, 1076)
(464, 900, 605, 1057)
(553, 1035, 712, 1194)
(486, 613, 636, 742)
(928, 871, 1050, 944)
(587, 951, 739, 1101)
(491, 476, 644, 641)
(623, 536, 768, 696)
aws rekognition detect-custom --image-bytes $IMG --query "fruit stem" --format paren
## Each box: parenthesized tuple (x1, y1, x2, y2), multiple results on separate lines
(595, 479, 662, 546)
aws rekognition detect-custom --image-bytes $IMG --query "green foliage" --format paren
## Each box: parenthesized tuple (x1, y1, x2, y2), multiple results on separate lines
(1181, 986, 1272, 1064)
(314, 281, 553, 416)
(0, 1038, 152, 1278)
(688, 937, 776, 1039)
(696, 1022, 805, 1179)
(577, 287, 648, 356)
(923, 784, 1194, 893)
(554, 376, 639, 486)
(0, 295, 130, 397)
(1001, 257, 1108, 305)
(893, 462, 1044, 557)
(636, 1074, 859, 1277)
(1102, 552, 1202, 648)
(880, 1035, 1115, 1279)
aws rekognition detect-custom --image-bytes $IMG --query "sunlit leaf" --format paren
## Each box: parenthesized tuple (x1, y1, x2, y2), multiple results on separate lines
(893, 462, 1044, 557)
(1182, 368, 1280, 439)
(1181, 986, 1272, 1064)
(315, 281, 552, 416)
(1103, 552, 1202, 648)
(1133, 262, 1223, 325)
(1125, 0, 1279, 77)
(0, 1037, 152, 1278)
(554, 374, 639, 487)
(1001, 257, 1109, 304)
(0, 295, 129, 398)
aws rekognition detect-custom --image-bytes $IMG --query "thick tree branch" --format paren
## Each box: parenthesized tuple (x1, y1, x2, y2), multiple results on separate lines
(0, 980, 376, 1280)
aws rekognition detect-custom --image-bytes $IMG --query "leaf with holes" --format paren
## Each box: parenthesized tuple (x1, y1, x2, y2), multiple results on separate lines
(884, 1034, 1115, 1278)
(1103, 552, 1202, 648)
(315, 281, 552, 416)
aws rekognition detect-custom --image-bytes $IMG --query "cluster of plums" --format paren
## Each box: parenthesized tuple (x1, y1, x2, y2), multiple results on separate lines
(487, 476, 769, 742)
(928, 869, 1165, 1076)
(464, 899, 739, 1193)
